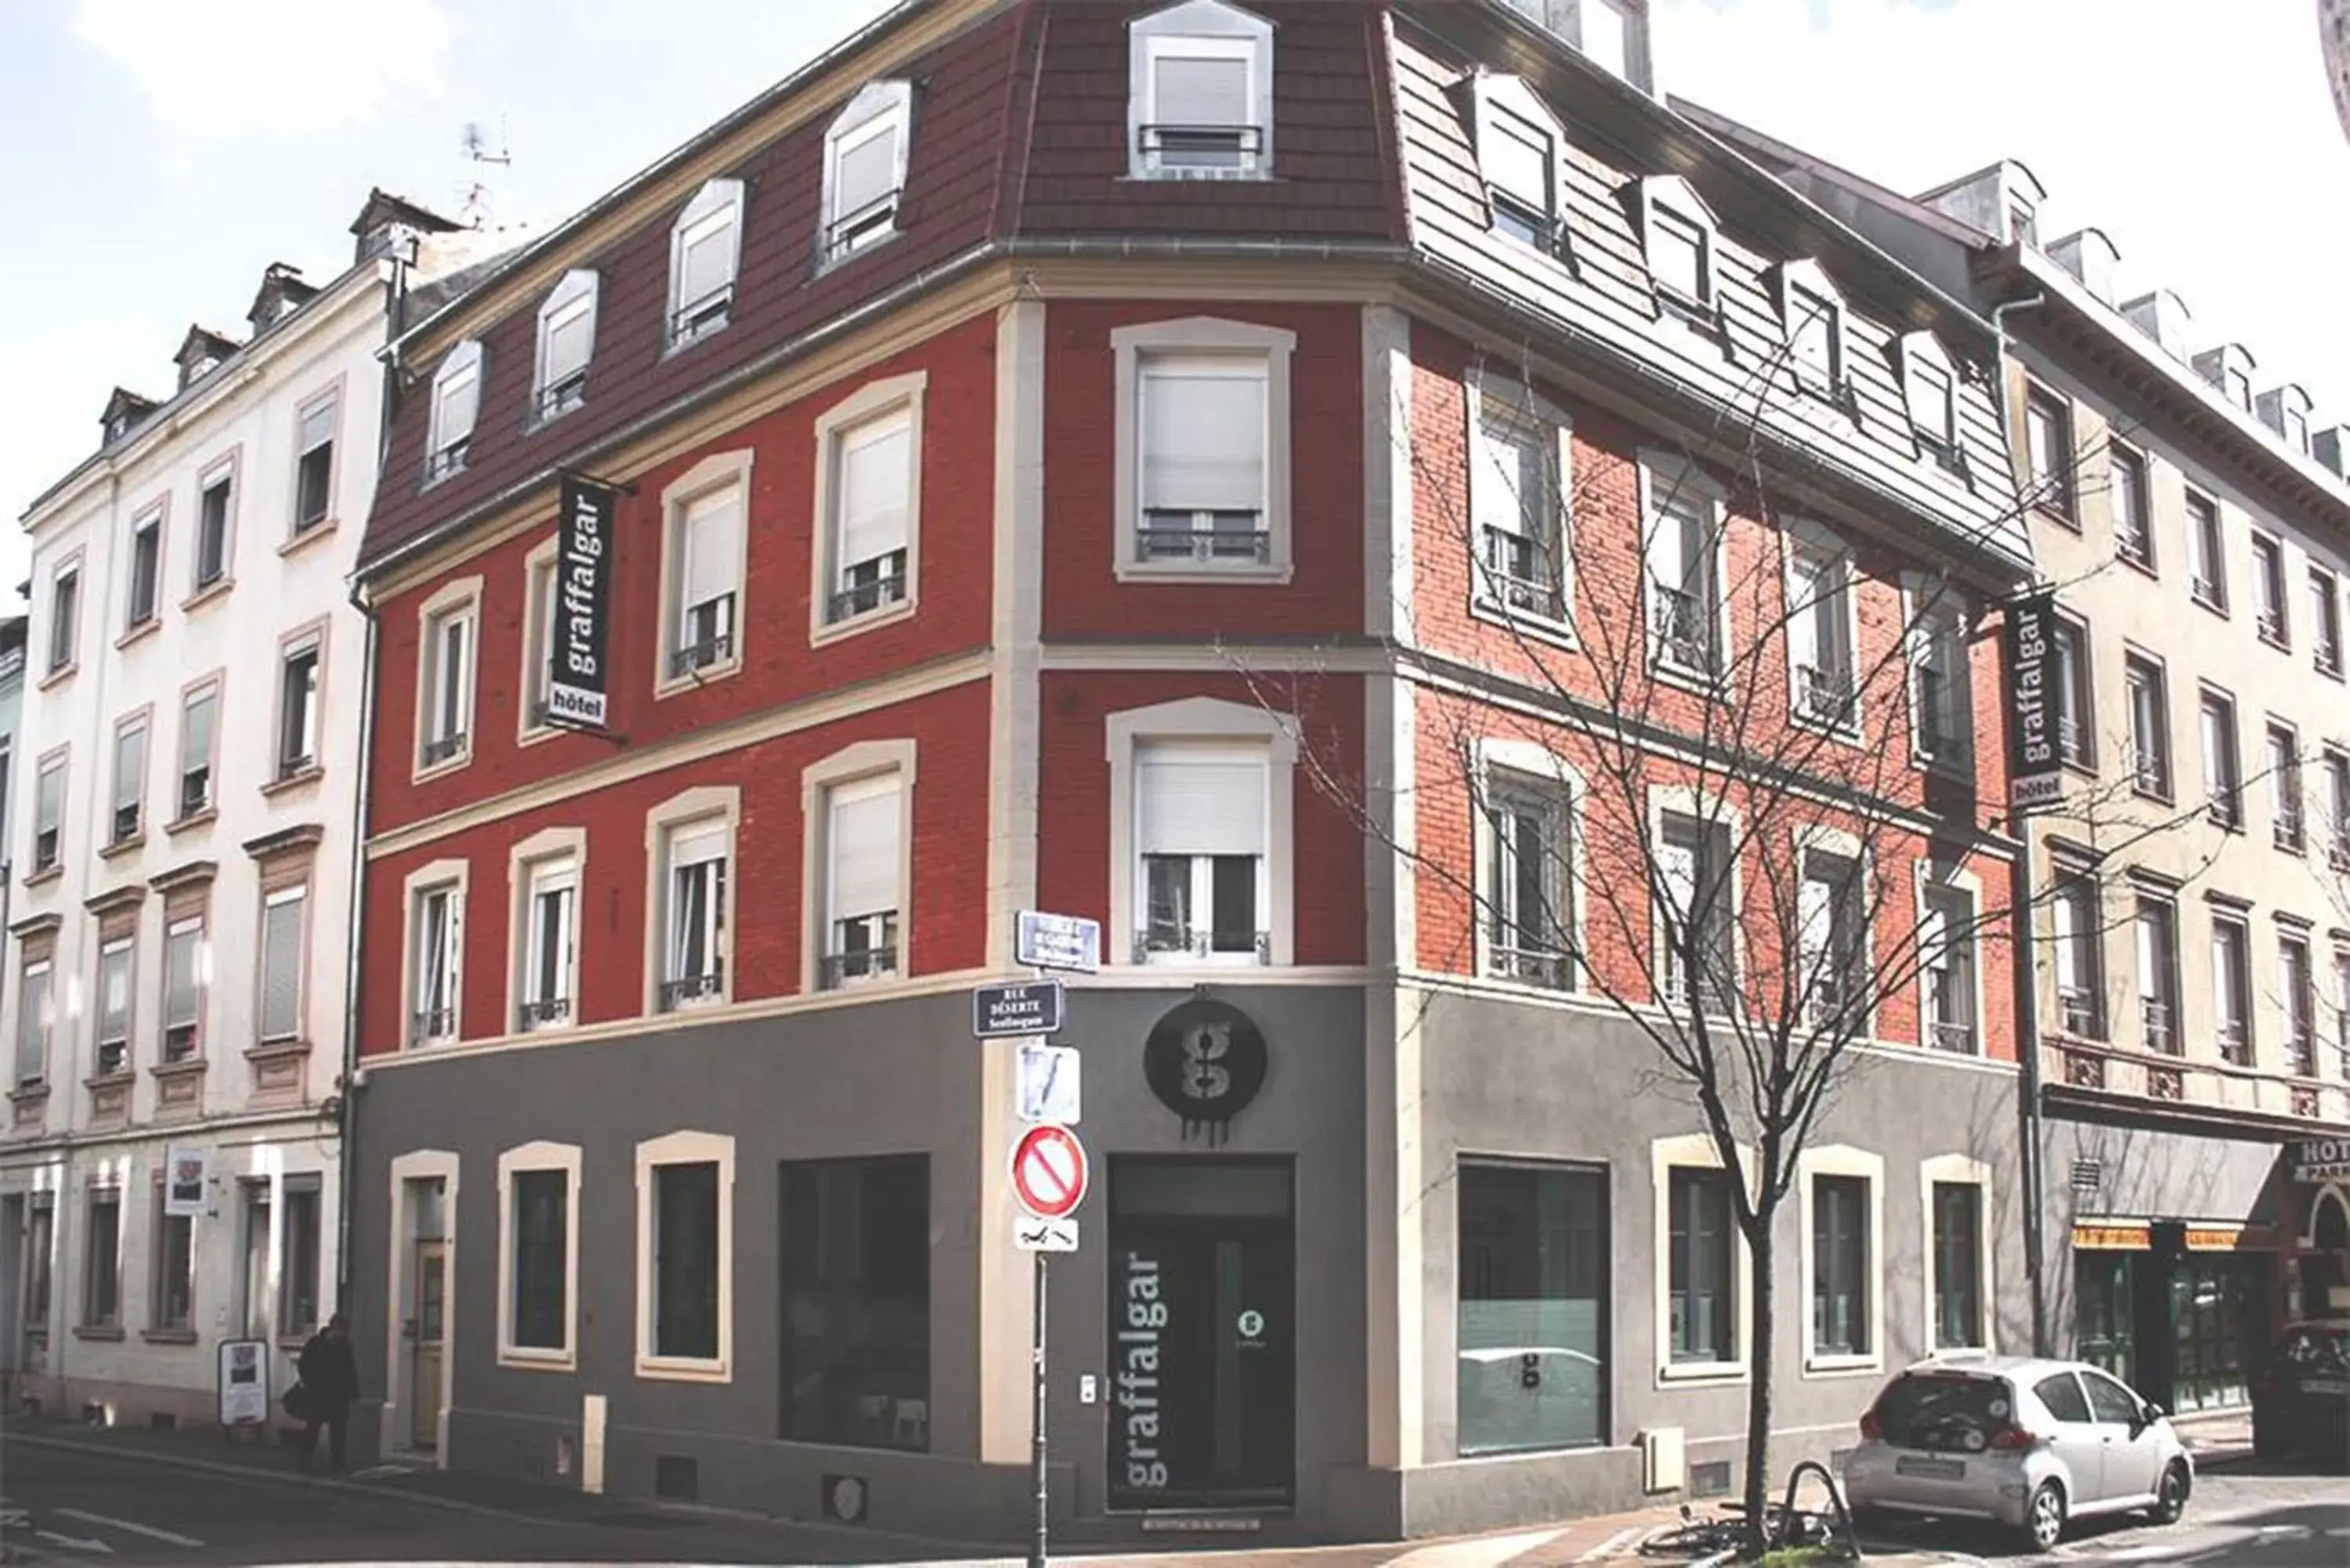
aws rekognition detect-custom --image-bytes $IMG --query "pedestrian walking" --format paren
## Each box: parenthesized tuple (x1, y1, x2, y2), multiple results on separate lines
(295, 1312, 361, 1473)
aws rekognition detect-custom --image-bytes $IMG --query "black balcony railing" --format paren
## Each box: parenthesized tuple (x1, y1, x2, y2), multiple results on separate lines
(163, 1023, 198, 1063)
(110, 803, 141, 846)
(534, 374, 587, 423)
(421, 731, 468, 768)
(2141, 997, 2176, 1055)
(409, 1007, 455, 1045)
(669, 286, 732, 347)
(1135, 927, 1271, 964)
(424, 438, 470, 482)
(2058, 985, 2101, 1039)
(659, 967, 725, 1011)
(1136, 122, 1265, 173)
(823, 192, 898, 258)
(1652, 585, 1713, 672)
(179, 769, 211, 819)
(1490, 944, 1571, 990)
(1796, 663, 1853, 726)
(668, 632, 733, 679)
(1137, 514, 1270, 565)
(518, 996, 572, 1031)
(33, 828, 58, 873)
(1480, 526, 1564, 619)
(820, 947, 899, 990)
(1929, 1018, 1976, 1054)
(830, 552, 908, 623)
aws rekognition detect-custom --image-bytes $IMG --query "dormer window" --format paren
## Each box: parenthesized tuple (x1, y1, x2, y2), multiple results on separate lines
(1778, 261, 1846, 403)
(1636, 178, 1717, 327)
(667, 179, 744, 349)
(1503, 0, 1650, 89)
(1470, 77, 1569, 258)
(425, 340, 483, 482)
(533, 269, 598, 423)
(1900, 332, 1966, 479)
(821, 81, 913, 263)
(2287, 405, 2310, 454)
(1128, 0, 1273, 179)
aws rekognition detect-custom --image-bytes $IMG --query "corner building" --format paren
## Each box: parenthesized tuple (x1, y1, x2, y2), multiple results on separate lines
(348, 0, 2034, 1541)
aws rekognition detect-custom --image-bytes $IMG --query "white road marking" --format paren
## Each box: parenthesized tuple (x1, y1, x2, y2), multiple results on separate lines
(1380, 1526, 1564, 1568)
(1572, 1526, 1644, 1562)
(33, 1530, 112, 1554)
(53, 1510, 203, 1548)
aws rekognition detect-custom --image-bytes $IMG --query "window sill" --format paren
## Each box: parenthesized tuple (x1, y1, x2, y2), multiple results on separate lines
(245, 1037, 309, 1063)
(2119, 553, 2160, 582)
(72, 1325, 126, 1342)
(810, 594, 917, 649)
(2130, 783, 2175, 808)
(2317, 659, 2346, 685)
(2031, 502, 2080, 531)
(116, 620, 161, 652)
(653, 656, 743, 701)
(1913, 747, 1973, 780)
(1802, 1352, 1882, 1378)
(98, 833, 146, 861)
(1649, 658, 1725, 701)
(1790, 710, 1865, 748)
(21, 866, 62, 890)
(1658, 1359, 1748, 1386)
(182, 578, 235, 613)
(164, 808, 217, 837)
(151, 1056, 205, 1081)
(279, 520, 338, 558)
(634, 1356, 730, 1384)
(260, 766, 324, 798)
(517, 721, 561, 750)
(411, 750, 474, 786)
(813, 226, 906, 276)
(1113, 561, 1293, 587)
(661, 318, 732, 360)
(38, 662, 78, 692)
(2258, 630, 2292, 654)
(2191, 590, 2228, 618)
(142, 1328, 200, 1346)
(1119, 168, 1275, 185)
(497, 1346, 577, 1372)
(1470, 596, 1577, 650)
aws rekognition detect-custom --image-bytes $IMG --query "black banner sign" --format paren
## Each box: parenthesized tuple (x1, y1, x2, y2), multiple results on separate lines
(2003, 588, 2063, 814)
(549, 475, 614, 731)
(1142, 998, 1268, 1143)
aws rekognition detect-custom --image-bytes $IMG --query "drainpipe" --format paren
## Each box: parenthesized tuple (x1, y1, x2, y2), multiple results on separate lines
(1991, 292, 2052, 1357)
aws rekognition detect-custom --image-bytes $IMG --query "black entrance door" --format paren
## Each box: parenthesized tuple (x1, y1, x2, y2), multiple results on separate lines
(1107, 1158, 1294, 1510)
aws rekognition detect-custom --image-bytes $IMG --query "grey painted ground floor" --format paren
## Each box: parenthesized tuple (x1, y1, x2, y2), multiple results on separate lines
(342, 980, 2026, 1543)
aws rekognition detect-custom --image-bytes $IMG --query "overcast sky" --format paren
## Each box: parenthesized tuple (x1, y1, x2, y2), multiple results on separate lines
(2, 0, 2340, 593)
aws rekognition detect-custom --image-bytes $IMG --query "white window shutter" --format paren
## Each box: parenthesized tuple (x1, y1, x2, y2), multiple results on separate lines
(2052, 888, 2081, 992)
(183, 692, 215, 773)
(2135, 911, 2160, 999)
(262, 895, 303, 1039)
(837, 415, 911, 569)
(1484, 114, 1551, 211)
(114, 728, 144, 810)
(14, 971, 45, 1082)
(437, 368, 479, 446)
(300, 401, 334, 450)
(1141, 362, 1265, 512)
(1476, 410, 1541, 538)
(165, 927, 199, 1028)
(833, 120, 899, 218)
(543, 300, 593, 387)
(681, 489, 742, 609)
(1647, 492, 1694, 597)
(670, 818, 728, 870)
(678, 208, 736, 309)
(829, 779, 900, 921)
(1788, 557, 1822, 677)
(1154, 53, 1248, 127)
(1137, 750, 1266, 858)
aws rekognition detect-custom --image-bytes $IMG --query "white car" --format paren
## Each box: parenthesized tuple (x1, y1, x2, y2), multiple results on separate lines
(1841, 1357, 2193, 1551)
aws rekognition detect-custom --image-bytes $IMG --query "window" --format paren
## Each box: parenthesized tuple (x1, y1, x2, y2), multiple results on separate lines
(1908, 595, 1968, 764)
(664, 464, 744, 681)
(1785, 276, 1843, 398)
(94, 938, 132, 1077)
(2052, 615, 2093, 768)
(821, 81, 912, 261)
(279, 1178, 321, 1336)
(24, 1198, 52, 1332)
(2326, 750, 2350, 869)
(1646, 203, 1712, 318)
(2270, 724, 2305, 851)
(110, 716, 146, 846)
(2313, 568, 2345, 677)
(151, 1189, 193, 1332)
(1137, 354, 1271, 567)
(1930, 1181, 1983, 1350)
(2334, 950, 2350, 1071)
(2037, 1370, 2092, 1424)
(2225, 363, 2252, 411)
(1471, 386, 1567, 620)
(47, 561, 79, 674)
(2200, 689, 2242, 828)
(2023, 388, 2073, 518)
(1797, 849, 1864, 1024)
(292, 396, 336, 534)
(1787, 539, 1856, 729)
(277, 635, 320, 779)
(1668, 1167, 1735, 1364)
(519, 855, 577, 1031)
(821, 775, 902, 988)
(667, 179, 743, 347)
(82, 1188, 121, 1328)
(258, 886, 307, 1043)
(2253, 533, 2290, 645)
(1482, 771, 1572, 990)
(32, 753, 64, 874)
(1456, 1161, 1607, 1453)
(1811, 1173, 1869, 1358)
(2109, 446, 2152, 568)
(425, 340, 483, 481)
(2187, 492, 2224, 608)
(500, 1146, 577, 1364)
(780, 1155, 931, 1450)
(1127, 0, 1272, 179)
(418, 595, 476, 770)
(1903, 338, 1962, 475)
(1136, 743, 1269, 963)
(660, 818, 729, 1010)
(176, 683, 217, 821)
(519, 545, 559, 732)
(1478, 96, 1563, 254)
(2050, 865, 2103, 1039)
(2135, 894, 2180, 1055)
(1920, 882, 1977, 1053)
(2282, 933, 2317, 1077)
(125, 509, 162, 630)
(408, 880, 461, 1045)
(532, 269, 598, 421)
(821, 399, 916, 627)
(195, 470, 233, 585)
(2212, 914, 2253, 1066)
(13, 960, 52, 1089)
(637, 1131, 733, 1378)
(162, 916, 202, 1061)
(1646, 469, 1720, 675)
(2124, 654, 2171, 798)
(1656, 811, 1734, 1009)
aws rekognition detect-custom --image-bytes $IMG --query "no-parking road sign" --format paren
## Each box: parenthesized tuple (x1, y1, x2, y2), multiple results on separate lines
(1009, 1123, 1089, 1221)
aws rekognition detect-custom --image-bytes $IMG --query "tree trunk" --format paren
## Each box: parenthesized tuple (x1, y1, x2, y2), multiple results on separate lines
(1741, 1212, 1778, 1559)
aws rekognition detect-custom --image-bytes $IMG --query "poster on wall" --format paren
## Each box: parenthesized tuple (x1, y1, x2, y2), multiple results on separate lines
(164, 1146, 210, 1217)
(217, 1338, 269, 1426)
(547, 474, 615, 732)
(2002, 588, 2065, 814)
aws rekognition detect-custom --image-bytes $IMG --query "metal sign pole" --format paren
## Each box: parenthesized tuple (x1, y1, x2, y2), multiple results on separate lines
(1030, 1230, 1049, 1568)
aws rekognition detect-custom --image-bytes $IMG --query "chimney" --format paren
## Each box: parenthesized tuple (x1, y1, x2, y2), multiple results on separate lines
(2119, 289, 2193, 362)
(2192, 343, 2258, 411)
(2046, 229, 2120, 305)
(2312, 426, 2350, 479)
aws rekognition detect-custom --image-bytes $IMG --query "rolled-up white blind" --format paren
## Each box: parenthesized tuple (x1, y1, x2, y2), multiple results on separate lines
(114, 726, 145, 810)
(838, 414, 911, 570)
(681, 487, 741, 610)
(830, 778, 900, 920)
(1154, 54, 1247, 127)
(165, 923, 200, 1029)
(1137, 748, 1264, 857)
(183, 691, 215, 775)
(678, 203, 737, 309)
(834, 120, 899, 219)
(13, 969, 48, 1082)
(1141, 361, 1264, 513)
(262, 892, 304, 1039)
(1476, 408, 1542, 538)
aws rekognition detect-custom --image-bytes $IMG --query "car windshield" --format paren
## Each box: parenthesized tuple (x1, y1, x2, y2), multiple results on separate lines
(2279, 1326, 2350, 1372)
(1873, 1371, 2014, 1451)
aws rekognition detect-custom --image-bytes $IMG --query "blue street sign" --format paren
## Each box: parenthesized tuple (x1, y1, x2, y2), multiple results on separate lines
(974, 978, 1067, 1039)
(1014, 909, 1101, 974)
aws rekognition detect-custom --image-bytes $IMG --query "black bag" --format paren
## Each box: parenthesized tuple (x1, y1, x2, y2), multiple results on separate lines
(283, 1379, 315, 1422)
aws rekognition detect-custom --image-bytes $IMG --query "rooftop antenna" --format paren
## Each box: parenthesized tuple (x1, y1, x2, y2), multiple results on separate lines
(457, 114, 512, 229)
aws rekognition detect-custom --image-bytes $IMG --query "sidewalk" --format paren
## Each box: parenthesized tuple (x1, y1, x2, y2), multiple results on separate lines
(2171, 1407, 2256, 1465)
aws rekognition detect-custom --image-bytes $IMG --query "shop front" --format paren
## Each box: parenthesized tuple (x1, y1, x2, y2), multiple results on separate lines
(2070, 1221, 2276, 1413)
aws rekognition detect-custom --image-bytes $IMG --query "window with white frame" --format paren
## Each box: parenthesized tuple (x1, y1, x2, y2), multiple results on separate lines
(32, 753, 63, 874)
(1471, 385, 1568, 620)
(522, 547, 558, 732)
(125, 508, 162, 630)
(667, 471, 743, 680)
(1908, 590, 1968, 764)
(519, 855, 577, 1031)
(660, 818, 729, 1010)
(292, 396, 336, 535)
(162, 915, 202, 1061)
(1919, 880, 1976, 1053)
(2186, 490, 2224, 608)
(637, 1132, 732, 1377)
(2124, 653, 2171, 799)
(196, 468, 235, 586)
(2212, 912, 2253, 1066)
(2200, 687, 2242, 829)
(2253, 533, 2290, 645)
(110, 716, 146, 847)
(532, 269, 598, 422)
(47, 561, 79, 674)
(425, 341, 483, 481)
(500, 1143, 579, 1364)
(1645, 469, 1719, 674)
(1136, 352, 1271, 566)
(1127, 0, 1272, 179)
(1786, 538, 1856, 730)
(821, 775, 902, 988)
(822, 81, 913, 261)
(1668, 1165, 1735, 1364)
(94, 938, 133, 1077)
(2134, 891, 2180, 1055)
(824, 404, 916, 625)
(2333, 948, 2349, 1071)
(419, 596, 476, 770)
(2109, 445, 2153, 569)
(409, 880, 462, 1046)
(177, 682, 217, 821)
(1810, 1170, 1871, 1359)
(13, 959, 51, 1089)
(1656, 811, 1734, 1009)
(2023, 386, 2073, 520)
(2282, 930, 2318, 1078)
(2312, 567, 2345, 677)
(2049, 862, 2102, 1039)
(277, 634, 321, 779)
(1136, 743, 1269, 963)
(1902, 335, 1963, 475)
(2325, 748, 2350, 867)
(1796, 848, 1864, 1026)
(1784, 271, 1845, 399)
(1476, 88, 1564, 254)
(1643, 193, 1712, 318)
(667, 179, 743, 347)
(1929, 1176, 1986, 1350)
(1481, 769, 1571, 989)
(2269, 723, 2305, 852)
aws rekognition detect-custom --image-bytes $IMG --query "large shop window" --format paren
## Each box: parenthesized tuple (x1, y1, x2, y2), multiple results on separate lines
(1668, 1166, 1736, 1364)
(1456, 1161, 1607, 1455)
(779, 1155, 930, 1452)
(1136, 743, 1269, 964)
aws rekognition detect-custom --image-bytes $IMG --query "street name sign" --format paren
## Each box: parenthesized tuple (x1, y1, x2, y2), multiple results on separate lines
(1015, 910, 1101, 974)
(974, 978, 1065, 1039)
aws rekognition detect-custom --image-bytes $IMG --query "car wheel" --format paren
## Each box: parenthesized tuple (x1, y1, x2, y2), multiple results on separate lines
(2152, 1461, 2189, 1525)
(2025, 1479, 2067, 1552)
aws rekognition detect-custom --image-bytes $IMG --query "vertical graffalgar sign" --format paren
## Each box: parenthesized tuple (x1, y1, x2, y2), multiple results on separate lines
(2004, 588, 2063, 813)
(548, 475, 614, 730)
